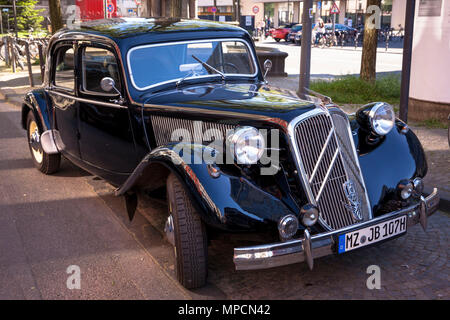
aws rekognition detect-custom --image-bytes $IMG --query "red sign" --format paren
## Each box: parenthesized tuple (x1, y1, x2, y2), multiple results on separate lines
(330, 2, 340, 14)
(209, 6, 217, 13)
(252, 6, 259, 14)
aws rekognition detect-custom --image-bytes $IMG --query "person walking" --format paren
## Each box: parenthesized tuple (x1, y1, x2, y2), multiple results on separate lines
(313, 18, 326, 45)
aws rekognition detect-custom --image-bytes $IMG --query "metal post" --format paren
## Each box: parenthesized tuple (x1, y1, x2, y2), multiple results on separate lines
(25, 41, 34, 87)
(10, 36, 15, 73)
(0, 12, 3, 35)
(38, 42, 45, 81)
(298, 0, 313, 98)
(4, 36, 10, 66)
(399, 0, 415, 123)
(12, 0, 18, 38)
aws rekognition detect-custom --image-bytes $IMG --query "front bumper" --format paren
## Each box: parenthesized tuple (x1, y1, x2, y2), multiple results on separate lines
(233, 188, 440, 271)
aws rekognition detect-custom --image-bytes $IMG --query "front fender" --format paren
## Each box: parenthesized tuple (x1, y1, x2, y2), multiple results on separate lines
(357, 120, 427, 215)
(116, 143, 296, 231)
(22, 89, 52, 131)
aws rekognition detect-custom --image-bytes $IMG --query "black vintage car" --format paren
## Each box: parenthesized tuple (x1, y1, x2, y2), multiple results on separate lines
(22, 18, 439, 289)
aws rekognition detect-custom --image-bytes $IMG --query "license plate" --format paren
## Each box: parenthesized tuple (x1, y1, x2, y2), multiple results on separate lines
(338, 215, 407, 254)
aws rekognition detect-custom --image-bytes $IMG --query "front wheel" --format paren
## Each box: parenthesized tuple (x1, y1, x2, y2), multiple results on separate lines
(274, 38, 280, 42)
(166, 173, 208, 289)
(26, 111, 61, 174)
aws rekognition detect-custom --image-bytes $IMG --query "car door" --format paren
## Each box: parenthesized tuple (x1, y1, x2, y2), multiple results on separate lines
(49, 42, 81, 159)
(76, 43, 138, 174)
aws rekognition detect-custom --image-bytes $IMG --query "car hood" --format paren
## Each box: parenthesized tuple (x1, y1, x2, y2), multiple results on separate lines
(139, 83, 316, 123)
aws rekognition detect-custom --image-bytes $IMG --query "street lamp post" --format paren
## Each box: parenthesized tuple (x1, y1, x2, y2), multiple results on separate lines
(298, 0, 313, 98)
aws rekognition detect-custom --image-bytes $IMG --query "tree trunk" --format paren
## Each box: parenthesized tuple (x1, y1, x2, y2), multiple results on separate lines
(152, 0, 161, 16)
(49, 0, 63, 34)
(360, 0, 381, 82)
(189, 0, 196, 18)
(171, 0, 182, 17)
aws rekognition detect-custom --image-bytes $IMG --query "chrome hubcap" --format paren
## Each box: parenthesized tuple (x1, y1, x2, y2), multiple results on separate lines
(29, 121, 43, 163)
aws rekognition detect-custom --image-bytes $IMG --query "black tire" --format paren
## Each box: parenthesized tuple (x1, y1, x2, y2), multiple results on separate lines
(275, 38, 280, 42)
(166, 173, 208, 289)
(26, 111, 61, 174)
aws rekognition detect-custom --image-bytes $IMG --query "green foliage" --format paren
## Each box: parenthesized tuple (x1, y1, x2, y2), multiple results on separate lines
(310, 74, 401, 105)
(0, 0, 44, 31)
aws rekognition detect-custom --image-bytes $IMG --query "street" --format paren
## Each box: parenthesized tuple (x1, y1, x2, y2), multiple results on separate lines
(257, 38, 403, 78)
(1, 97, 448, 300)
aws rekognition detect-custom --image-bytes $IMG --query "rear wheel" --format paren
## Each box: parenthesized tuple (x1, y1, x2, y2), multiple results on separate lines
(26, 111, 61, 174)
(275, 38, 280, 42)
(166, 173, 208, 289)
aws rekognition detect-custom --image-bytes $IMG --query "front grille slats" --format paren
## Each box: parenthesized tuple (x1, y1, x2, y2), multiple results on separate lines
(293, 110, 371, 230)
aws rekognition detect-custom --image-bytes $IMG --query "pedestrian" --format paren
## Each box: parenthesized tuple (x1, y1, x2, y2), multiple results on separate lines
(347, 16, 352, 28)
(313, 17, 325, 44)
(260, 20, 265, 37)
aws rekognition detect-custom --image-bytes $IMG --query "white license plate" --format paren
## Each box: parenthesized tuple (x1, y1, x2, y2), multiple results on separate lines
(338, 215, 407, 254)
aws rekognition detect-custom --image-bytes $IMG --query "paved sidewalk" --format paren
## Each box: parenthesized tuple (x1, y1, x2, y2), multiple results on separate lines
(1, 66, 449, 211)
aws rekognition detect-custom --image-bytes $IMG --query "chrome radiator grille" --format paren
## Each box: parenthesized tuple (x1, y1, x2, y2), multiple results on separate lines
(151, 115, 235, 146)
(292, 110, 371, 230)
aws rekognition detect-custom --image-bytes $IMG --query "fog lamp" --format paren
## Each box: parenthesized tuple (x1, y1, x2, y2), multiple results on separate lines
(300, 204, 319, 227)
(413, 178, 424, 194)
(398, 180, 414, 200)
(278, 214, 299, 241)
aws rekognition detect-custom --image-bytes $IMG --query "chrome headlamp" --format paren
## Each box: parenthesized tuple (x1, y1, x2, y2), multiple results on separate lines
(228, 126, 265, 165)
(357, 102, 396, 136)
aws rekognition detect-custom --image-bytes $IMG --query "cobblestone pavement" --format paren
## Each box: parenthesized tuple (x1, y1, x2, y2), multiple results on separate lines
(206, 211, 449, 300)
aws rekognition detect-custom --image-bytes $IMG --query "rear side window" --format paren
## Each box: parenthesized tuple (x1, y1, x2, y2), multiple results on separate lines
(81, 47, 121, 94)
(54, 47, 75, 90)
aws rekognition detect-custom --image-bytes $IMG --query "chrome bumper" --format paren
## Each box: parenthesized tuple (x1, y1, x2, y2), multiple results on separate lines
(233, 188, 440, 271)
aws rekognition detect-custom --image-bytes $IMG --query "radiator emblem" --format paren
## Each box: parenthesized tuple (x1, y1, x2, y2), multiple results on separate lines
(343, 180, 363, 221)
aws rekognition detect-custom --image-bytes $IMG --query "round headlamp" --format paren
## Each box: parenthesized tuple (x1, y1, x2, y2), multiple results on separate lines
(300, 204, 319, 227)
(368, 102, 396, 136)
(228, 126, 265, 165)
(278, 214, 299, 240)
(397, 180, 414, 200)
(413, 177, 424, 194)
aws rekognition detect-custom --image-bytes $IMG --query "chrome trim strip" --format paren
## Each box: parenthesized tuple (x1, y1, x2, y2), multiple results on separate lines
(309, 128, 334, 184)
(315, 147, 339, 202)
(126, 38, 259, 91)
(47, 90, 127, 109)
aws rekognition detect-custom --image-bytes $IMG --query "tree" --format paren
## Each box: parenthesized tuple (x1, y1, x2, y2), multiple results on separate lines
(49, 0, 63, 34)
(0, 0, 44, 31)
(171, 0, 182, 17)
(360, 0, 381, 82)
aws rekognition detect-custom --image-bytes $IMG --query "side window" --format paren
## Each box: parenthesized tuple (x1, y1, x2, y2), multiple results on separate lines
(81, 47, 121, 94)
(54, 47, 75, 90)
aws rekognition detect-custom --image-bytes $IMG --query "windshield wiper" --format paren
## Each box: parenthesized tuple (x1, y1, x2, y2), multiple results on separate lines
(191, 54, 226, 82)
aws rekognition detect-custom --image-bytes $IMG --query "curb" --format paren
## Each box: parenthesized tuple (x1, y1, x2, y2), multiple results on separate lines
(1, 86, 449, 213)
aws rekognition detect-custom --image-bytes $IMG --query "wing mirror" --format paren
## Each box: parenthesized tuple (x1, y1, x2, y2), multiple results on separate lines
(100, 77, 124, 105)
(263, 59, 272, 82)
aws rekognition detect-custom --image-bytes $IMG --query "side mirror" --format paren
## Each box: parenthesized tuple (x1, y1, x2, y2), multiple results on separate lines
(100, 77, 116, 93)
(263, 59, 272, 79)
(100, 77, 124, 105)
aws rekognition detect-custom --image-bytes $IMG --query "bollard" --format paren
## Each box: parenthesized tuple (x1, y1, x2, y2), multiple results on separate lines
(10, 37, 16, 73)
(25, 41, 34, 87)
(38, 42, 45, 81)
(4, 36, 10, 67)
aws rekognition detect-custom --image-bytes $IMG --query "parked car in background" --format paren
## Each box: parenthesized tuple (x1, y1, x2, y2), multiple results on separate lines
(272, 23, 295, 42)
(288, 24, 302, 43)
(22, 18, 440, 290)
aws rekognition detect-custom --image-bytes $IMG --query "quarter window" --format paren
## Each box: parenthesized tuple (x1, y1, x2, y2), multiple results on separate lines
(81, 47, 121, 94)
(54, 47, 75, 90)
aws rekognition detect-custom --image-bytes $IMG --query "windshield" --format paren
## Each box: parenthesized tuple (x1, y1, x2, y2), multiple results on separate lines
(127, 39, 257, 90)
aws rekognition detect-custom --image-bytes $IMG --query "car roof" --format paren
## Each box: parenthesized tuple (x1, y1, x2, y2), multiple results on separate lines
(57, 18, 247, 41)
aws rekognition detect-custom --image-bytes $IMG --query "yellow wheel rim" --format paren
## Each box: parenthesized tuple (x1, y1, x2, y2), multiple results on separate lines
(29, 120, 43, 164)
